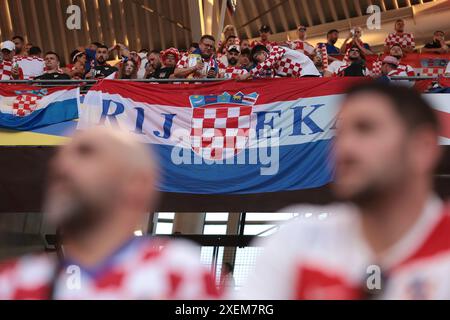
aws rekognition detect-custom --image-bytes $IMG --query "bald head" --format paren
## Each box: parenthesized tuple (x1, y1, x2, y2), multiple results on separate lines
(44, 127, 158, 234)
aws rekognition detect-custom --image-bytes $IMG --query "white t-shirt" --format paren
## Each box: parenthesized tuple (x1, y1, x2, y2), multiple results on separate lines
(15, 56, 45, 80)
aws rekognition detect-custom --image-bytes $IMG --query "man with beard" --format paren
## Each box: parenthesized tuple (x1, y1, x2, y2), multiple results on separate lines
(218, 45, 248, 79)
(85, 45, 118, 79)
(0, 127, 219, 299)
(384, 19, 415, 54)
(371, 44, 415, 78)
(11, 35, 26, 57)
(336, 47, 369, 77)
(239, 82, 449, 299)
(250, 25, 277, 51)
(174, 35, 218, 79)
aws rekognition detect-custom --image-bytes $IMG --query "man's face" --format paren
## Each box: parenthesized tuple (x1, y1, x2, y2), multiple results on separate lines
(199, 39, 215, 59)
(239, 54, 250, 66)
(348, 48, 361, 60)
(434, 31, 444, 42)
(333, 93, 411, 202)
(240, 40, 250, 50)
(254, 51, 267, 63)
(297, 26, 307, 40)
(328, 31, 339, 44)
(12, 38, 23, 54)
(227, 50, 239, 66)
(45, 54, 59, 70)
(389, 46, 403, 59)
(148, 53, 160, 68)
(1, 49, 14, 61)
(226, 37, 236, 47)
(395, 20, 405, 33)
(164, 54, 176, 68)
(44, 132, 127, 230)
(260, 31, 270, 42)
(96, 48, 109, 64)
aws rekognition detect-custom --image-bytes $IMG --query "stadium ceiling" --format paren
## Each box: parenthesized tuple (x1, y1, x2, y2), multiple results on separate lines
(0, 0, 447, 63)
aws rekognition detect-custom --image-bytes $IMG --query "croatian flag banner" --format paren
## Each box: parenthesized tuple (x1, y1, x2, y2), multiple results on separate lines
(80, 78, 362, 194)
(0, 85, 79, 131)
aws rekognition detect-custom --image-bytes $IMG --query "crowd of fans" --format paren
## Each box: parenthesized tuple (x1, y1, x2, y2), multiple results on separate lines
(0, 19, 449, 83)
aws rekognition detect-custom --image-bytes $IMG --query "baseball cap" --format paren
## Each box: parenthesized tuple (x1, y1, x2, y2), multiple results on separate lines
(382, 56, 399, 66)
(1, 40, 15, 52)
(228, 45, 240, 53)
(259, 25, 272, 33)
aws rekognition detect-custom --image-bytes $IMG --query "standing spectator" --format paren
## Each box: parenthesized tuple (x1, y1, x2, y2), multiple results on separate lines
(287, 25, 315, 56)
(117, 60, 138, 79)
(238, 48, 253, 72)
(218, 45, 248, 79)
(218, 25, 239, 54)
(384, 19, 415, 53)
(85, 45, 118, 79)
(219, 35, 238, 55)
(152, 47, 179, 79)
(340, 27, 373, 55)
(144, 50, 162, 79)
(15, 46, 45, 79)
(238, 44, 319, 80)
(218, 35, 239, 66)
(35, 52, 70, 80)
(12, 36, 26, 57)
(422, 31, 449, 54)
(318, 29, 340, 55)
(174, 35, 218, 79)
(336, 47, 369, 77)
(250, 25, 277, 50)
(0, 40, 23, 80)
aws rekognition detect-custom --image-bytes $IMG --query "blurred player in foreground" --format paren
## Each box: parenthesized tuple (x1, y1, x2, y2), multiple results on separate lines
(240, 82, 449, 299)
(0, 127, 218, 299)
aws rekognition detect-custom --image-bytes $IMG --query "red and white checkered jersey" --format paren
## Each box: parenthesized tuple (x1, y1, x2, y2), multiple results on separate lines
(250, 46, 320, 78)
(250, 40, 277, 51)
(0, 237, 219, 300)
(371, 60, 415, 77)
(218, 64, 248, 79)
(15, 56, 45, 80)
(176, 52, 218, 79)
(287, 40, 315, 55)
(384, 32, 415, 50)
(239, 196, 450, 299)
(0, 61, 24, 80)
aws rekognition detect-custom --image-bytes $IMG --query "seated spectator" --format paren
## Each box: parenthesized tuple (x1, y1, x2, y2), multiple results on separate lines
(117, 60, 138, 79)
(240, 39, 250, 51)
(238, 48, 254, 72)
(336, 47, 369, 77)
(287, 25, 315, 56)
(24, 43, 33, 56)
(384, 19, 415, 53)
(15, 46, 45, 79)
(372, 44, 415, 78)
(66, 49, 86, 71)
(0, 40, 23, 80)
(378, 56, 413, 87)
(35, 51, 70, 80)
(174, 35, 218, 79)
(340, 27, 374, 55)
(67, 60, 85, 80)
(250, 25, 277, 50)
(12, 36, 26, 57)
(218, 45, 248, 79)
(151, 47, 179, 79)
(422, 31, 449, 54)
(85, 45, 118, 79)
(312, 50, 325, 76)
(144, 50, 162, 79)
(237, 44, 320, 80)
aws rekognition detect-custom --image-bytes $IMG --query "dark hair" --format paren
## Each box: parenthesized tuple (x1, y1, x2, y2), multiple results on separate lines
(139, 48, 148, 53)
(45, 51, 60, 61)
(96, 44, 109, 51)
(200, 35, 215, 43)
(327, 29, 339, 36)
(250, 45, 269, 63)
(190, 42, 199, 49)
(29, 46, 41, 56)
(434, 30, 444, 35)
(240, 48, 251, 57)
(395, 19, 404, 23)
(345, 82, 439, 132)
(91, 41, 103, 47)
(12, 35, 24, 42)
(70, 49, 85, 62)
(226, 35, 237, 42)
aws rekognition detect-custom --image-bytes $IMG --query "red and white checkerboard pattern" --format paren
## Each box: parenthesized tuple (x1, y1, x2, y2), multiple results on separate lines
(12, 94, 40, 117)
(370, 60, 416, 77)
(218, 65, 248, 79)
(0, 61, 13, 80)
(288, 40, 315, 55)
(251, 46, 303, 78)
(384, 32, 415, 49)
(417, 67, 445, 77)
(191, 106, 252, 160)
